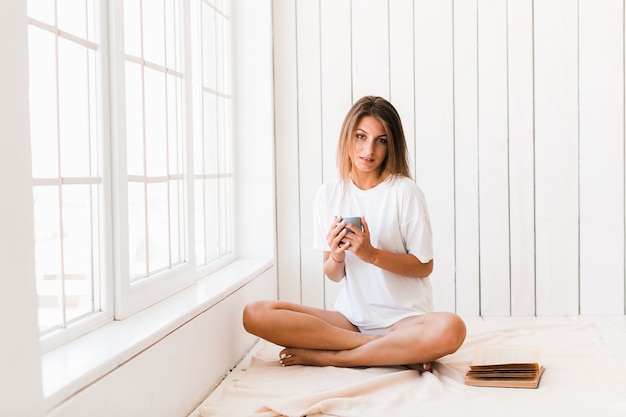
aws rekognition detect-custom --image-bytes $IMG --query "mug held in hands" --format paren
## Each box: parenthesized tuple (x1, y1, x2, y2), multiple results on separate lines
(340, 216, 362, 246)
(342, 216, 363, 233)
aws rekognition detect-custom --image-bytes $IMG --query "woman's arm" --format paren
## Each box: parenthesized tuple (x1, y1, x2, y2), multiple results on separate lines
(341, 216, 433, 278)
(361, 249, 433, 278)
(321, 217, 351, 282)
(323, 251, 347, 282)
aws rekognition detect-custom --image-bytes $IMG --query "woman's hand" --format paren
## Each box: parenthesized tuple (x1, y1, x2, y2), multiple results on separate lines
(327, 215, 433, 278)
(323, 216, 350, 282)
(339, 216, 376, 262)
(347, 216, 434, 277)
(326, 216, 349, 262)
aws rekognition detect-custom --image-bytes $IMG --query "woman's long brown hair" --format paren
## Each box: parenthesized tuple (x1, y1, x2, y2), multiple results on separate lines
(336, 96, 411, 187)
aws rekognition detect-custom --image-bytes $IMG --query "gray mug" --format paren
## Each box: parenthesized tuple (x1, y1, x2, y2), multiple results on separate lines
(342, 216, 362, 233)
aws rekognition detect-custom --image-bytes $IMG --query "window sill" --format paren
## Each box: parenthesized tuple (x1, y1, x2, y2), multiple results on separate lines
(41, 258, 273, 412)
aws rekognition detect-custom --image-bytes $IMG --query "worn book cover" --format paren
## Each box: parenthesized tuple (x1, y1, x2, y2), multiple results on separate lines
(465, 345, 544, 389)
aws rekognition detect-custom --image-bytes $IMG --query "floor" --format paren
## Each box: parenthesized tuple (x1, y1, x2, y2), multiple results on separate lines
(188, 315, 626, 417)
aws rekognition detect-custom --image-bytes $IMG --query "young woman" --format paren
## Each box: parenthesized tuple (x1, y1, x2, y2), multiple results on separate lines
(243, 96, 466, 372)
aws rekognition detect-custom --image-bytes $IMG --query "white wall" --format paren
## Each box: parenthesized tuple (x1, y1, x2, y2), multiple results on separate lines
(46, 269, 276, 417)
(273, 0, 626, 316)
(0, 2, 45, 416)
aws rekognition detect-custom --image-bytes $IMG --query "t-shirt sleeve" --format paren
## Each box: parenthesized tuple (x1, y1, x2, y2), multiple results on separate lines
(402, 182, 434, 263)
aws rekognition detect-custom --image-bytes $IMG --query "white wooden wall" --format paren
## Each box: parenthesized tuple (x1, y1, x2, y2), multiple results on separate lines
(273, 0, 626, 316)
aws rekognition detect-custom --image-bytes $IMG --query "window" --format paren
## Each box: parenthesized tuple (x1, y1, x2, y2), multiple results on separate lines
(28, 0, 106, 337)
(195, 1, 233, 269)
(27, 0, 233, 347)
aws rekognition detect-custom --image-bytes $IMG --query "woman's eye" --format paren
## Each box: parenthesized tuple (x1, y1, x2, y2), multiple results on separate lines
(376, 137, 387, 144)
(356, 134, 366, 140)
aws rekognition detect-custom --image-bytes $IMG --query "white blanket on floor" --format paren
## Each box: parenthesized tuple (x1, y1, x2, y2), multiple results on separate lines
(199, 318, 626, 417)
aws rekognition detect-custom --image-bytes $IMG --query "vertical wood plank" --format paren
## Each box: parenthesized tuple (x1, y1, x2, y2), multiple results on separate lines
(534, 0, 579, 315)
(579, 0, 624, 314)
(273, 0, 302, 303)
(453, 0, 480, 316)
(296, 0, 324, 308)
(414, 0, 456, 312)
(477, 0, 511, 316)
(507, 0, 536, 316)
(351, 0, 390, 99)
(320, 0, 352, 309)
(320, 0, 352, 183)
(389, 0, 416, 179)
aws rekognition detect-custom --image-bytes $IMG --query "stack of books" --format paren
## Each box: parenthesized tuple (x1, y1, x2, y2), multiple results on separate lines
(465, 345, 545, 389)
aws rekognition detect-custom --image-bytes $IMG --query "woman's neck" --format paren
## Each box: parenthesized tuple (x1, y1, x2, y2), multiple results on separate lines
(350, 170, 388, 190)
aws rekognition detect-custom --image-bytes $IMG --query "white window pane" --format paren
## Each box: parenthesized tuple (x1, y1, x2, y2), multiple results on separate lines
(193, 130, 204, 176)
(143, 0, 165, 66)
(216, 0, 230, 15)
(62, 185, 97, 321)
(33, 186, 63, 332)
(194, 180, 206, 265)
(58, 37, 92, 177)
(128, 182, 147, 280)
(167, 75, 184, 175)
(217, 96, 231, 172)
(201, 4, 217, 91)
(144, 69, 168, 176)
(216, 13, 230, 94)
(57, 0, 89, 40)
(38, 284, 63, 333)
(222, 25, 231, 95)
(28, 27, 59, 179)
(125, 62, 145, 175)
(223, 98, 233, 172)
(204, 179, 219, 262)
(124, 0, 142, 57)
(88, 49, 99, 177)
(165, 0, 182, 71)
(169, 180, 185, 265)
(147, 182, 169, 272)
(203, 92, 218, 174)
(219, 177, 233, 256)
(27, 0, 55, 25)
(64, 276, 92, 322)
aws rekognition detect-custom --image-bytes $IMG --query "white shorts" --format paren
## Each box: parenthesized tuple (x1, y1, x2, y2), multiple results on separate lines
(357, 326, 391, 335)
(356, 312, 426, 335)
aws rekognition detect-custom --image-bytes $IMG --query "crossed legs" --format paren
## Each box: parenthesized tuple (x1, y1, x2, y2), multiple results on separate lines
(242, 300, 466, 370)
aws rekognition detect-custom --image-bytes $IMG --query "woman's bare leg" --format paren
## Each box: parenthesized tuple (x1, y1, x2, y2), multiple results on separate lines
(278, 312, 466, 368)
(242, 300, 379, 351)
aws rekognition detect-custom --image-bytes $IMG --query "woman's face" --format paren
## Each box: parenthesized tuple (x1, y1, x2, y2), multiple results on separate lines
(351, 116, 388, 175)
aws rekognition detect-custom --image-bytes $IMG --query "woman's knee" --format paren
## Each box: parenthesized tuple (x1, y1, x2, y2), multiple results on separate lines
(441, 313, 466, 354)
(424, 312, 466, 356)
(242, 300, 274, 334)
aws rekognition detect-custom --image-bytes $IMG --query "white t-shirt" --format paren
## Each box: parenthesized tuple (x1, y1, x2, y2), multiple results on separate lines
(313, 175, 434, 331)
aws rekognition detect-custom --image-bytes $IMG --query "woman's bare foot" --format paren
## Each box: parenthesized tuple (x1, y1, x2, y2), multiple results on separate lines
(406, 362, 432, 374)
(279, 348, 339, 367)
(279, 347, 432, 373)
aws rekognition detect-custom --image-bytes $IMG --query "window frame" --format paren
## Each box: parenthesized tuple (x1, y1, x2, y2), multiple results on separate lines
(28, 0, 115, 351)
(108, 0, 196, 320)
(28, 0, 236, 347)
(191, 0, 236, 278)
(112, 0, 236, 320)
